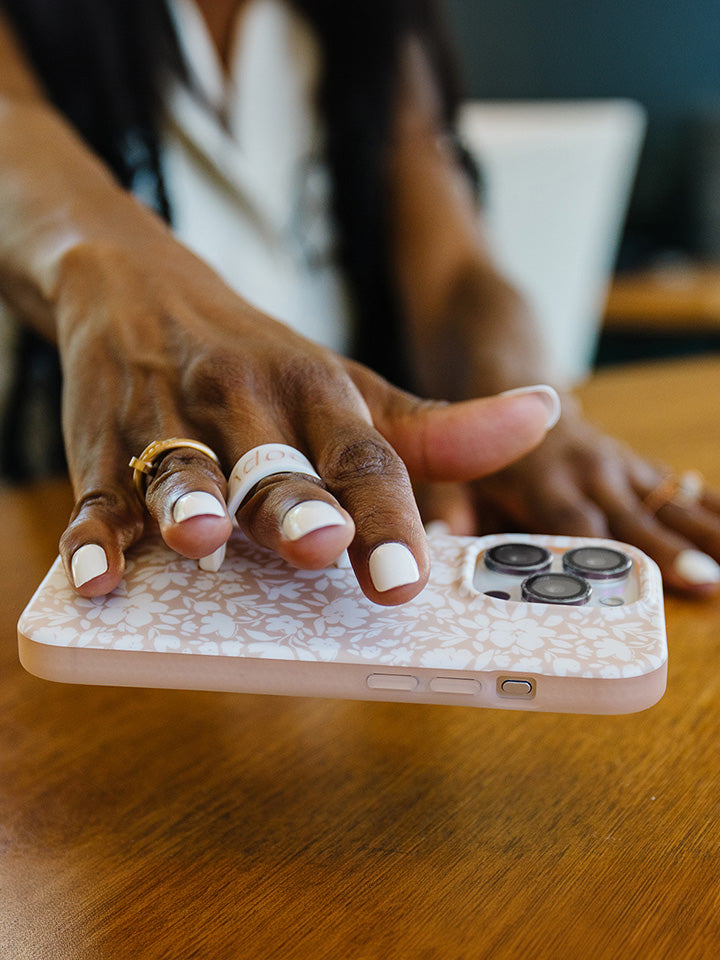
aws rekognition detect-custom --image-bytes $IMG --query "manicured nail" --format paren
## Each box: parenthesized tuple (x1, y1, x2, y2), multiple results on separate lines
(173, 491, 226, 523)
(499, 384, 561, 430)
(334, 549, 352, 569)
(368, 542, 420, 592)
(71, 543, 108, 588)
(673, 550, 720, 586)
(198, 544, 227, 572)
(424, 520, 451, 537)
(282, 500, 346, 541)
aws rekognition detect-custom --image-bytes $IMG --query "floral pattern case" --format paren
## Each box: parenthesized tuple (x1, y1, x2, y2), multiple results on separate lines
(18, 533, 667, 714)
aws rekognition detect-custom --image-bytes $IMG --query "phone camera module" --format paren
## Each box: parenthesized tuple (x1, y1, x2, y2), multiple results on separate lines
(484, 542, 552, 576)
(521, 572, 591, 605)
(562, 546, 632, 581)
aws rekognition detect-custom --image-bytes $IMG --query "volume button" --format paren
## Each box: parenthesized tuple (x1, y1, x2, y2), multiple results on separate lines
(430, 677, 481, 695)
(366, 674, 419, 691)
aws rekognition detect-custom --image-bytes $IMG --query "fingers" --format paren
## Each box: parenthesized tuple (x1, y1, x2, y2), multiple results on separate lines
(414, 481, 478, 536)
(233, 427, 428, 606)
(60, 478, 144, 598)
(143, 449, 232, 558)
(311, 422, 430, 604)
(238, 475, 356, 571)
(221, 438, 356, 572)
(153, 376, 556, 604)
(635, 502, 720, 596)
(652, 501, 720, 561)
(60, 354, 557, 604)
(348, 363, 559, 480)
(600, 506, 719, 595)
(62, 433, 232, 596)
(222, 372, 558, 605)
(525, 485, 610, 539)
(591, 466, 720, 595)
(564, 451, 720, 594)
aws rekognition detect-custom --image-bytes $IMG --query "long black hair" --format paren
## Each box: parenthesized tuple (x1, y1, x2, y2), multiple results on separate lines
(0, 0, 474, 477)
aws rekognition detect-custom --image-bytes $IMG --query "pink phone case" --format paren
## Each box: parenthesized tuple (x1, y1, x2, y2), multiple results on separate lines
(17, 532, 667, 714)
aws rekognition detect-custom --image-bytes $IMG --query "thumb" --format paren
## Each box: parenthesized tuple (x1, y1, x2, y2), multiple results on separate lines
(349, 365, 560, 482)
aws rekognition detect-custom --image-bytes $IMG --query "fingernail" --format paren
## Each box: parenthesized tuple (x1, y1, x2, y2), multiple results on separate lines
(673, 549, 720, 586)
(173, 491, 226, 523)
(499, 384, 562, 430)
(368, 542, 420, 592)
(334, 549, 352, 569)
(424, 520, 451, 537)
(198, 543, 227, 572)
(71, 543, 108, 588)
(282, 500, 346, 541)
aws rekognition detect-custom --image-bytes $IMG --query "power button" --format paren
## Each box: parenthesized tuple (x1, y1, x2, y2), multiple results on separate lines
(498, 678, 535, 698)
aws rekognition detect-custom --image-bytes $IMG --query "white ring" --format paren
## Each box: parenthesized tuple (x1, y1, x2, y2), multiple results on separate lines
(227, 443, 321, 517)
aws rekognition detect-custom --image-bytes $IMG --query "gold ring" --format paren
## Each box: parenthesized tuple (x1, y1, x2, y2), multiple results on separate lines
(643, 470, 704, 515)
(129, 438, 221, 499)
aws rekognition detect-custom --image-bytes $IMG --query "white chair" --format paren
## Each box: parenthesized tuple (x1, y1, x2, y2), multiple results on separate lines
(459, 100, 646, 385)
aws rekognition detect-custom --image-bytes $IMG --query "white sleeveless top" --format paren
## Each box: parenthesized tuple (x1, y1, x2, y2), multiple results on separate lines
(161, 0, 353, 353)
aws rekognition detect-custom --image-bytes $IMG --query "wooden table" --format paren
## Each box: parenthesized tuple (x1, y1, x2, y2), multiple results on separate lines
(3, 356, 720, 960)
(604, 262, 720, 331)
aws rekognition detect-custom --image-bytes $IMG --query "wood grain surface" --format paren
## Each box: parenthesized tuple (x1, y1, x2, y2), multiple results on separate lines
(604, 264, 720, 330)
(2, 356, 720, 960)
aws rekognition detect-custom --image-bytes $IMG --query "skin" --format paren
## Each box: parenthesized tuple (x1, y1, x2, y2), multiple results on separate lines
(386, 31, 720, 597)
(0, 7, 550, 606)
(0, 1, 719, 602)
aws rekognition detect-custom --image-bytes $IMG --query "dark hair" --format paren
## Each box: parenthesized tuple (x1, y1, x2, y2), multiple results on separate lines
(0, 0, 473, 477)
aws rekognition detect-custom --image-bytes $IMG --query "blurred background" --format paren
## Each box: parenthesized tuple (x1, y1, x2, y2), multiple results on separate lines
(446, 0, 720, 377)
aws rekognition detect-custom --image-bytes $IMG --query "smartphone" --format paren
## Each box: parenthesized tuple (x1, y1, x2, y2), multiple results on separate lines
(17, 532, 667, 714)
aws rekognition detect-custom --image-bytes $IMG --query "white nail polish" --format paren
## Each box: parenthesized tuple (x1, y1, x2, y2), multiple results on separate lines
(368, 542, 420, 592)
(71, 543, 108, 588)
(173, 491, 226, 523)
(198, 543, 227, 573)
(334, 549, 352, 569)
(499, 384, 562, 430)
(673, 550, 720, 585)
(282, 500, 346, 541)
(424, 520, 451, 538)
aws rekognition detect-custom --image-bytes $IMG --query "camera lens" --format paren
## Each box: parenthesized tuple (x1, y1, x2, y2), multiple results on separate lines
(484, 543, 552, 576)
(562, 547, 632, 581)
(521, 572, 591, 605)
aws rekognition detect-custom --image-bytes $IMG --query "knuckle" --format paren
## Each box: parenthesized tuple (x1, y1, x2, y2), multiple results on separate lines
(71, 487, 139, 523)
(146, 450, 225, 501)
(323, 436, 403, 486)
(545, 500, 608, 538)
(61, 487, 143, 551)
(274, 351, 361, 408)
(182, 352, 250, 410)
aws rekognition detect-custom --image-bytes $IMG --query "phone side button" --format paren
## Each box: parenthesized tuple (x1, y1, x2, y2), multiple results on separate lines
(366, 674, 419, 691)
(429, 677, 481, 695)
(499, 678, 535, 697)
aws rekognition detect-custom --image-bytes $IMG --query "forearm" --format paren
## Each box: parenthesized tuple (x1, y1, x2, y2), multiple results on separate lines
(0, 16, 170, 341)
(401, 257, 555, 401)
(387, 40, 554, 400)
(0, 98, 172, 338)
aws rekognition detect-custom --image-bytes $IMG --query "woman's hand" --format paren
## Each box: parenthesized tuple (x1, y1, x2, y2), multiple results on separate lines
(55, 237, 556, 605)
(0, 20, 553, 608)
(386, 43, 720, 598)
(418, 400, 720, 596)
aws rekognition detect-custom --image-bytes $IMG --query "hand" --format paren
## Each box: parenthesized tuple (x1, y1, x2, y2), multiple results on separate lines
(418, 400, 720, 596)
(56, 238, 556, 606)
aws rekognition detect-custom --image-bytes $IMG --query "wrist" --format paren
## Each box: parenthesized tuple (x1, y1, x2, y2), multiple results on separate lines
(0, 96, 170, 337)
(52, 228, 175, 352)
(406, 262, 554, 400)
